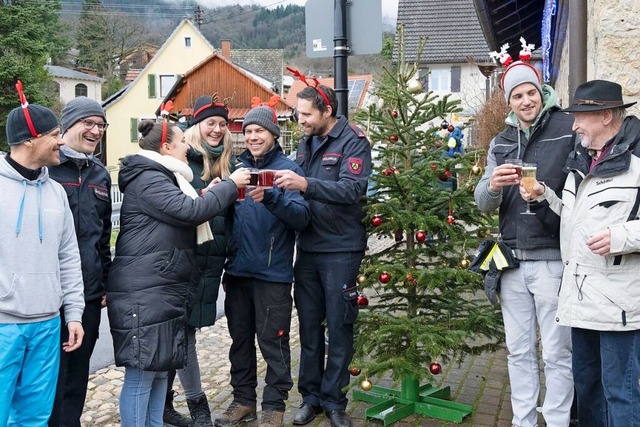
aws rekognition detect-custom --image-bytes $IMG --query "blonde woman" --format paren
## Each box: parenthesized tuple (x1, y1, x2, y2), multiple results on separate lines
(163, 96, 237, 427)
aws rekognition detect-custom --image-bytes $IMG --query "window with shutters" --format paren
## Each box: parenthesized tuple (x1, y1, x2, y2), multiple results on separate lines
(148, 74, 156, 98)
(429, 68, 451, 91)
(131, 117, 156, 142)
(159, 75, 177, 97)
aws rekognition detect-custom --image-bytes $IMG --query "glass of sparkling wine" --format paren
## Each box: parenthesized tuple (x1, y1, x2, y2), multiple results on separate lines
(521, 163, 537, 215)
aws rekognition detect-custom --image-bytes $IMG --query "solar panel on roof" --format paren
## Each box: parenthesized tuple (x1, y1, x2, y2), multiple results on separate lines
(347, 79, 367, 110)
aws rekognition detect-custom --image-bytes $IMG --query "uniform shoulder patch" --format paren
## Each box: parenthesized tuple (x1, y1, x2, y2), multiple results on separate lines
(350, 124, 367, 138)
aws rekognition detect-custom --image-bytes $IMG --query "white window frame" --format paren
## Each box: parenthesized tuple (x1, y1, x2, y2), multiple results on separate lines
(159, 75, 177, 98)
(429, 68, 451, 92)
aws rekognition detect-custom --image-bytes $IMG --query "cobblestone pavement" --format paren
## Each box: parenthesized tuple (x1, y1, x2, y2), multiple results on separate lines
(82, 312, 552, 427)
(83, 236, 548, 426)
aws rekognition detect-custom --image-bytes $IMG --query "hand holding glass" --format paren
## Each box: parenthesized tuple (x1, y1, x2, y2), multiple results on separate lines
(520, 163, 537, 215)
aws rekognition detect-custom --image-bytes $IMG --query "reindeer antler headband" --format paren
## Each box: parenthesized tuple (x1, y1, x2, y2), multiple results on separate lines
(15, 80, 40, 138)
(159, 100, 174, 145)
(286, 67, 331, 107)
(489, 37, 536, 68)
(192, 93, 230, 119)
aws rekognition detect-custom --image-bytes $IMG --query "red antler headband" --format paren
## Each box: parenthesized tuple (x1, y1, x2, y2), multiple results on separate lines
(15, 80, 40, 138)
(160, 121, 168, 145)
(286, 67, 330, 107)
(250, 95, 280, 123)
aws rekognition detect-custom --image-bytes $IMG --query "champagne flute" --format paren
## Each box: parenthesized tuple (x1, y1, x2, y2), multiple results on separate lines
(520, 163, 537, 215)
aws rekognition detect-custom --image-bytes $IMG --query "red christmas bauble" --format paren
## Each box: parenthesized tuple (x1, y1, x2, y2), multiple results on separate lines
(447, 125, 454, 132)
(429, 362, 442, 375)
(371, 215, 383, 227)
(430, 163, 437, 171)
(447, 215, 455, 224)
(392, 110, 398, 118)
(390, 135, 399, 142)
(357, 295, 369, 307)
(379, 271, 391, 284)
(415, 230, 427, 242)
(349, 367, 362, 376)
(406, 273, 414, 282)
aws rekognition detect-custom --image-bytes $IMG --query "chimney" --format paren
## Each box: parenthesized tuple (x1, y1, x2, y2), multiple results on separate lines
(221, 40, 231, 58)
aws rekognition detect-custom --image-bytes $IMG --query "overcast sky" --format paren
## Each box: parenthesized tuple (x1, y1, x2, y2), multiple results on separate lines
(197, 0, 400, 23)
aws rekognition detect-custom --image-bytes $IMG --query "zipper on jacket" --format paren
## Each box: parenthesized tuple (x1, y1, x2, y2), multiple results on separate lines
(268, 235, 275, 267)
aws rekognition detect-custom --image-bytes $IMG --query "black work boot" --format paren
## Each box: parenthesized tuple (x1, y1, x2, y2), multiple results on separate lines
(187, 393, 214, 427)
(164, 390, 193, 427)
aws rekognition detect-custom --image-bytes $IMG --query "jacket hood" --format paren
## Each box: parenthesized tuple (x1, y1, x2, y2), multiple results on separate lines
(118, 154, 175, 192)
(0, 153, 49, 183)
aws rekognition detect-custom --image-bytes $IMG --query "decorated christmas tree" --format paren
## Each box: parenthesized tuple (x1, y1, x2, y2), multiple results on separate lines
(350, 27, 504, 424)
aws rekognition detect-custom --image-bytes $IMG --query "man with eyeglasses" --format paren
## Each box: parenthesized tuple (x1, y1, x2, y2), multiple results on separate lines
(48, 97, 113, 427)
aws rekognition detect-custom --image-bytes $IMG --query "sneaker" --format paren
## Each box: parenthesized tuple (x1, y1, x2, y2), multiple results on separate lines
(258, 410, 284, 427)
(213, 401, 257, 427)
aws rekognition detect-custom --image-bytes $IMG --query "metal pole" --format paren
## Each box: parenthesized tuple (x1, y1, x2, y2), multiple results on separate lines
(334, 0, 349, 118)
(568, 0, 587, 103)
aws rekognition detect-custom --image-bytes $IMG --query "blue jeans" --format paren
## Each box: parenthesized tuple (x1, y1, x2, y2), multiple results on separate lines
(572, 327, 640, 427)
(0, 317, 61, 427)
(119, 367, 168, 427)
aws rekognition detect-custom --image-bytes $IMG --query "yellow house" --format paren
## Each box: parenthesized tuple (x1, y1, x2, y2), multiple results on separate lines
(102, 19, 214, 177)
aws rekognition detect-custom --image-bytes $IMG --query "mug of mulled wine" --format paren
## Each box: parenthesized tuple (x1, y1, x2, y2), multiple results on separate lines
(259, 169, 275, 187)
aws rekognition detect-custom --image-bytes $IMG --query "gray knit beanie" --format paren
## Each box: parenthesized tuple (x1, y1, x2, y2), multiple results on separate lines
(242, 106, 280, 138)
(501, 62, 543, 102)
(6, 104, 59, 145)
(61, 97, 106, 134)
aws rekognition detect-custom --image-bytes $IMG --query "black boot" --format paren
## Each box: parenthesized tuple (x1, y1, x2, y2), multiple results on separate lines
(187, 394, 214, 427)
(164, 390, 193, 427)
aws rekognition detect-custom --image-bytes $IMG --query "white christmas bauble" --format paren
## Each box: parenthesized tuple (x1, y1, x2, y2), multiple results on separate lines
(377, 98, 385, 109)
(407, 79, 423, 94)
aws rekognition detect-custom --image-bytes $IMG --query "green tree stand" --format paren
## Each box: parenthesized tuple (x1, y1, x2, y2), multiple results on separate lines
(352, 376, 472, 425)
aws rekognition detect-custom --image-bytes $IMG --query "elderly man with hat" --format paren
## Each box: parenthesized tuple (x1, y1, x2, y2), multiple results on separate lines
(0, 86, 85, 425)
(48, 96, 112, 427)
(527, 79, 640, 426)
(474, 52, 575, 426)
(213, 103, 309, 427)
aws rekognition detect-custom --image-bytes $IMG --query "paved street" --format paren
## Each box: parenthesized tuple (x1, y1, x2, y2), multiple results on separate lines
(83, 237, 548, 426)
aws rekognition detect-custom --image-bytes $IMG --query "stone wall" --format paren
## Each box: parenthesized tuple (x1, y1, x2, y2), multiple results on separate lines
(555, 0, 640, 114)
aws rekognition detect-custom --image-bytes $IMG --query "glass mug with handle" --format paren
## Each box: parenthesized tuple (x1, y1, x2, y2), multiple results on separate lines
(520, 163, 537, 215)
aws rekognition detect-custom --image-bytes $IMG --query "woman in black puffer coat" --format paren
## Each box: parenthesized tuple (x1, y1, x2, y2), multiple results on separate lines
(107, 120, 249, 427)
(163, 96, 238, 427)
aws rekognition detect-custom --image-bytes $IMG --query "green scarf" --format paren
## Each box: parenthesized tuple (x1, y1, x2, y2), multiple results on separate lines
(200, 141, 224, 159)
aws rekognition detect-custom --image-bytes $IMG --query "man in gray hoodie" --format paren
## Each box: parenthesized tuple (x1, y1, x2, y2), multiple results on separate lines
(0, 96, 85, 426)
(474, 59, 575, 427)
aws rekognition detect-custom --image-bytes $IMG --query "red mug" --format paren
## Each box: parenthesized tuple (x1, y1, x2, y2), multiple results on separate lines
(237, 186, 246, 201)
(259, 169, 275, 187)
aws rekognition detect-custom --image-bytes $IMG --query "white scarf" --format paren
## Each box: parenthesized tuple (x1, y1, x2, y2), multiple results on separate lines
(137, 150, 213, 244)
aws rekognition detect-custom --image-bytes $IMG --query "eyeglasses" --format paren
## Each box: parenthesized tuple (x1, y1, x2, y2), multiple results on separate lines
(204, 120, 227, 130)
(82, 119, 109, 131)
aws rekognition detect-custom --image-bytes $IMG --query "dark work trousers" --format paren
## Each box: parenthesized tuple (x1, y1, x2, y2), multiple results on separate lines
(224, 275, 293, 412)
(48, 298, 102, 427)
(294, 250, 362, 411)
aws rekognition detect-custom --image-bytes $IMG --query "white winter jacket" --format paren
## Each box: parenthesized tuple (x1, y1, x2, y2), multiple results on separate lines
(541, 116, 640, 331)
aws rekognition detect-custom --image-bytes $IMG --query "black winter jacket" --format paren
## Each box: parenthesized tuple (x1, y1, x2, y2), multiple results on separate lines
(295, 116, 371, 252)
(492, 107, 575, 251)
(186, 149, 235, 328)
(107, 154, 237, 371)
(49, 152, 112, 302)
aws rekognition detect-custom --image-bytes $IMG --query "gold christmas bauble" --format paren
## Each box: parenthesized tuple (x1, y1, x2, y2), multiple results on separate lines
(471, 164, 483, 175)
(360, 379, 373, 391)
(460, 258, 470, 269)
(407, 79, 423, 94)
(357, 274, 367, 285)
